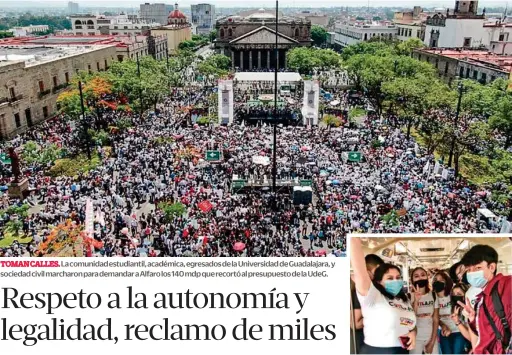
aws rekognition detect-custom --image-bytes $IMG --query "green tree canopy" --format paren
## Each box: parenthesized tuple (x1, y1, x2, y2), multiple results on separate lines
(287, 47, 341, 74)
(311, 25, 327, 46)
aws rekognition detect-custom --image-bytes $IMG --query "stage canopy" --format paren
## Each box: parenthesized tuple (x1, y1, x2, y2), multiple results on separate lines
(234, 72, 302, 83)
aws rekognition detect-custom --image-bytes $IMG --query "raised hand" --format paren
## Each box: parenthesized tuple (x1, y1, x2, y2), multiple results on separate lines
(457, 298, 475, 323)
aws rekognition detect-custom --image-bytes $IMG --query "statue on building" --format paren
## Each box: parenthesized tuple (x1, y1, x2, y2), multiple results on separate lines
(8, 147, 21, 183)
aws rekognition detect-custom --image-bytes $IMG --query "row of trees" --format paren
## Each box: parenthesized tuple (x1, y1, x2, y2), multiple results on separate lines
(287, 47, 342, 74)
(0, 14, 71, 31)
(343, 39, 512, 199)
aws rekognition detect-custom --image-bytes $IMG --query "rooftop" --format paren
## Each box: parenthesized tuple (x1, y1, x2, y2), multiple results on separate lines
(416, 48, 512, 73)
(0, 45, 113, 67)
(0, 35, 159, 49)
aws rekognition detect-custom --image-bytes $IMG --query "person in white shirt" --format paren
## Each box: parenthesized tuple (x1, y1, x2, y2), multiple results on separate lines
(410, 267, 439, 354)
(351, 238, 417, 354)
(433, 271, 467, 354)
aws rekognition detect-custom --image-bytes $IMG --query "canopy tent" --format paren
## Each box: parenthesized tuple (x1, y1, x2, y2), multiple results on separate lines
(234, 72, 302, 83)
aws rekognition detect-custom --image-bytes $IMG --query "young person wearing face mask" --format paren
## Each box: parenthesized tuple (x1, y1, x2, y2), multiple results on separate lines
(351, 254, 385, 354)
(432, 271, 468, 354)
(409, 267, 440, 354)
(448, 283, 472, 350)
(351, 238, 417, 354)
(458, 245, 511, 354)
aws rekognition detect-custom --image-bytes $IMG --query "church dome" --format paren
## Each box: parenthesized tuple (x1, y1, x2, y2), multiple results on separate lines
(168, 9, 186, 19)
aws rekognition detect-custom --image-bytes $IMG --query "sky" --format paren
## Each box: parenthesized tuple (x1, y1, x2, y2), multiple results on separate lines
(0, 0, 509, 8)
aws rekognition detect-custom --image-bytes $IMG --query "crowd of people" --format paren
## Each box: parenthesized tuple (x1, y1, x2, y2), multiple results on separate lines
(0, 65, 508, 258)
(350, 239, 511, 354)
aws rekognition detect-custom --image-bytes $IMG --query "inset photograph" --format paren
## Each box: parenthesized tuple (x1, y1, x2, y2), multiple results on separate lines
(349, 235, 511, 354)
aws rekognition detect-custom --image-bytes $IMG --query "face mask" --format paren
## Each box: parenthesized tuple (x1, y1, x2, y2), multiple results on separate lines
(413, 279, 428, 288)
(384, 279, 404, 296)
(466, 270, 488, 288)
(451, 295, 464, 308)
(433, 281, 445, 293)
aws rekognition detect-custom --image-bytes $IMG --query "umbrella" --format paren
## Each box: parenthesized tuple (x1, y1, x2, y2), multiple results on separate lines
(327, 167, 335, 171)
(476, 191, 487, 197)
(0, 186, 8, 191)
(332, 180, 340, 185)
(320, 170, 328, 177)
(121, 227, 129, 235)
(233, 242, 246, 252)
(315, 250, 327, 256)
(301, 146, 311, 152)
(350, 195, 360, 200)
(62, 195, 70, 200)
(325, 180, 332, 185)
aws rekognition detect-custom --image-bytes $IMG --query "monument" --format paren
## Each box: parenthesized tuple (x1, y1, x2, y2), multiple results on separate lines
(7, 147, 29, 199)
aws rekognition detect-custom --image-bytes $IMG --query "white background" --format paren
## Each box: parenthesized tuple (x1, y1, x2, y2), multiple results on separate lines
(0, 257, 349, 354)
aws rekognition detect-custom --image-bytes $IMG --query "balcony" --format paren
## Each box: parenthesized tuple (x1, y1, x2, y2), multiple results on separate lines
(52, 83, 69, 94)
(0, 97, 8, 106)
(88, 26, 95, 29)
(8, 95, 23, 104)
(75, 25, 83, 29)
(38, 89, 51, 99)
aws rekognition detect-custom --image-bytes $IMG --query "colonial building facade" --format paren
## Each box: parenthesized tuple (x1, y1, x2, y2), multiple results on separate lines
(214, 9, 312, 70)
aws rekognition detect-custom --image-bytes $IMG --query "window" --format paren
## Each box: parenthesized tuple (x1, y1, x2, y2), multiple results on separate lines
(9, 87, 15, 99)
(97, 62, 100, 71)
(43, 106, 49, 118)
(88, 64, 92, 73)
(38, 81, 45, 92)
(364, 33, 367, 40)
(228, 28, 232, 37)
(408, 29, 412, 37)
(124, 26, 128, 29)
(53, 76, 58, 87)
(14, 113, 21, 128)
(445, 63, 449, 74)
(463, 37, 471, 47)
(491, 75, 496, 82)
(25, 108, 32, 127)
(466, 68, 470, 77)
(473, 70, 478, 79)
(435, 58, 439, 68)
(295, 28, 299, 37)
(65, 72, 69, 84)
(480, 72, 487, 83)
(499, 34, 505, 41)
(104, 59, 108, 69)
(220, 29, 224, 38)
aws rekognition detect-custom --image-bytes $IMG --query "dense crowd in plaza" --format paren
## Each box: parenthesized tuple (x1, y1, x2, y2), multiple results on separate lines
(0, 63, 508, 258)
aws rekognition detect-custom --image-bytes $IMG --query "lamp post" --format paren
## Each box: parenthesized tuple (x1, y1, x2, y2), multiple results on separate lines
(78, 80, 92, 160)
(448, 81, 464, 167)
(136, 52, 143, 120)
(272, 0, 279, 203)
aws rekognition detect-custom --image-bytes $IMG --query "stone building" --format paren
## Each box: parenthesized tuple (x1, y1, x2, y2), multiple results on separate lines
(0, 45, 117, 138)
(151, 3, 193, 55)
(214, 8, 312, 70)
(412, 48, 512, 85)
(140, 3, 175, 27)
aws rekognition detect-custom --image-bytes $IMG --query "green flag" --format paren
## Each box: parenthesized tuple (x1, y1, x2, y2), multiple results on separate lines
(348, 152, 362, 162)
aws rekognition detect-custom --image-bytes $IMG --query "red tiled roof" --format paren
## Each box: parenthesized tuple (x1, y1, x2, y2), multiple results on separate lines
(418, 48, 512, 72)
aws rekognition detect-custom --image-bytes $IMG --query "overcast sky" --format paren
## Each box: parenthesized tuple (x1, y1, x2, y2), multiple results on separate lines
(0, 0, 510, 8)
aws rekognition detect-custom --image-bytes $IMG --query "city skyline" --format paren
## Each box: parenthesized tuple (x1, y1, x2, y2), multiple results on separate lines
(0, 0, 510, 9)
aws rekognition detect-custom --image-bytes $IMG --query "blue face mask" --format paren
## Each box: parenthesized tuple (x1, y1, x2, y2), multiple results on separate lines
(384, 279, 404, 296)
(466, 270, 488, 288)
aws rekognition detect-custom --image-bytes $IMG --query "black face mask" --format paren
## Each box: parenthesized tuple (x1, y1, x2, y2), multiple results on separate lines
(451, 295, 464, 309)
(413, 279, 428, 288)
(433, 281, 445, 293)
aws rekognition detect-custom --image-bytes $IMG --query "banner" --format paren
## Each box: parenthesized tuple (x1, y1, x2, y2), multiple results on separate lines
(301, 81, 320, 126)
(218, 80, 233, 125)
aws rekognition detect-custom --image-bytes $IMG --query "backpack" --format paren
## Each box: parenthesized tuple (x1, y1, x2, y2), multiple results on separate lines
(481, 281, 511, 354)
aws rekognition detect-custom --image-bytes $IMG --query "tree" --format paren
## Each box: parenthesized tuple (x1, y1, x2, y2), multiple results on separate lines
(287, 47, 341, 74)
(311, 25, 327, 46)
(158, 201, 186, 222)
(396, 38, 425, 56)
(209, 29, 217, 42)
(489, 96, 512, 148)
(0, 31, 13, 38)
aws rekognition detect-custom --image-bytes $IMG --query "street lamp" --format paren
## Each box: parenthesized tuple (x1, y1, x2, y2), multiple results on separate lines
(448, 81, 464, 167)
(78, 80, 92, 160)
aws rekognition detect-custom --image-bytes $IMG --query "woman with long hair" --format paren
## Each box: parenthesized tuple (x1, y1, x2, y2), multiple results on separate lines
(432, 271, 467, 354)
(409, 267, 440, 354)
(351, 238, 417, 354)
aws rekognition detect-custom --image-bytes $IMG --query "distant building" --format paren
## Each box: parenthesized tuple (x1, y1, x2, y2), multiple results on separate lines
(68, 1, 79, 15)
(9, 25, 50, 37)
(151, 3, 192, 54)
(70, 14, 161, 36)
(191, 3, 215, 35)
(214, 8, 312, 70)
(0, 44, 116, 138)
(140, 3, 174, 27)
(334, 21, 397, 48)
(412, 48, 512, 85)
(424, 0, 487, 48)
(393, 9, 425, 42)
